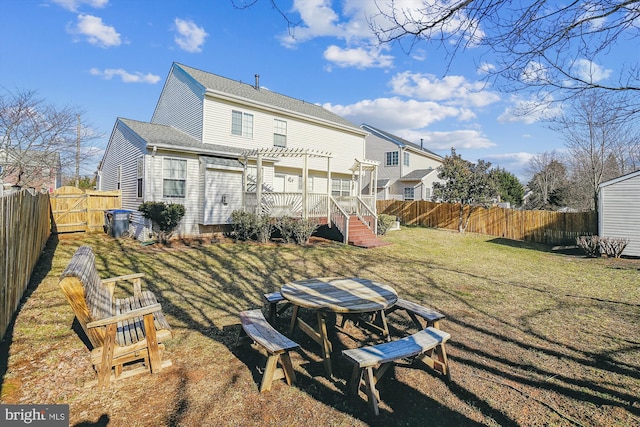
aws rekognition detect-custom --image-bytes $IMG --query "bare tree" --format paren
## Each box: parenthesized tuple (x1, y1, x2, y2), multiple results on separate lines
(369, 1, 640, 100)
(0, 88, 97, 190)
(524, 151, 568, 210)
(549, 90, 637, 211)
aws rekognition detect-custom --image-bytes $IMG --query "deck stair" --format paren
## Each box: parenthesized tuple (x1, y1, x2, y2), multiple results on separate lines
(347, 216, 391, 248)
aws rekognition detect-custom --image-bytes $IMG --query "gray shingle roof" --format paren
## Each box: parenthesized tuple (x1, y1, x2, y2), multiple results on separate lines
(400, 168, 436, 181)
(176, 63, 361, 131)
(119, 118, 244, 156)
(361, 124, 443, 159)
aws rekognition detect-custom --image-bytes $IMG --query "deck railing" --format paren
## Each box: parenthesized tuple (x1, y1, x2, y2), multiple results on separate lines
(243, 191, 329, 220)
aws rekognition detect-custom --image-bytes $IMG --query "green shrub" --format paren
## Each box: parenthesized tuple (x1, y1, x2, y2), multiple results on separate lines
(377, 214, 396, 235)
(138, 202, 186, 243)
(274, 216, 297, 243)
(231, 210, 256, 241)
(254, 213, 273, 243)
(292, 218, 319, 245)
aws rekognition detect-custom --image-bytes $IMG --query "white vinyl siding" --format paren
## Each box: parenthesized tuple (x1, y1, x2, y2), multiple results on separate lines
(203, 98, 366, 174)
(599, 172, 640, 256)
(151, 66, 203, 141)
(98, 120, 146, 210)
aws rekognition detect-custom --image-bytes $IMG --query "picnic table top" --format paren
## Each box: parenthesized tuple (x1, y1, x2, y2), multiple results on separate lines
(280, 277, 398, 314)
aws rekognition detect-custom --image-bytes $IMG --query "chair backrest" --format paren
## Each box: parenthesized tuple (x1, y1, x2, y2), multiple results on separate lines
(59, 246, 112, 349)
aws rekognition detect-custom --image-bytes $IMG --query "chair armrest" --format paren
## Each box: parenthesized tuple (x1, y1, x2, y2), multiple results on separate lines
(87, 303, 162, 329)
(102, 273, 146, 295)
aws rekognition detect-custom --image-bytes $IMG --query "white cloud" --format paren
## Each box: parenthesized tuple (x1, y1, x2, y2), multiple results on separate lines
(69, 14, 121, 48)
(483, 152, 537, 181)
(572, 59, 612, 83)
(477, 62, 496, 75)
(174, 18, 208, 53)
(498, 94, 562, 124)
(52, 0, 108, 12)
(90, 68, 161, 84)
(325, 97, 461, 130)
(521, 61, 548, 84)
(323, 45, 394, 69)
(389, 71, 500, 107)
(418, 130, 496, 150)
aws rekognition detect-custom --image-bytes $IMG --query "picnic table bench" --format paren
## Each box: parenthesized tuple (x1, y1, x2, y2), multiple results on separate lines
(263, 291, 291, 324)
(58, 245, 173, 388)
(237, 309, 299, 392)
(385, 298, 445, 329)
(342, 327, 451, 415)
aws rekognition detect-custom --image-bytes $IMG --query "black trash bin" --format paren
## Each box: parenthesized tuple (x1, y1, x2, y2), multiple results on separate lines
(105, 209, 132, 238)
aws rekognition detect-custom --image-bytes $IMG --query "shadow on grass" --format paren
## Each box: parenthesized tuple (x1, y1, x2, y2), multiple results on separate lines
(487, 237, 587, 257)
(0, 234, 59, 399)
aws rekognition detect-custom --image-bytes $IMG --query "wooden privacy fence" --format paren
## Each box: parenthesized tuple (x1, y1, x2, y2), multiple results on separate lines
(0, 189, 50, 341)
(50, 186, 121, 233)
(377, 200, 597, 245)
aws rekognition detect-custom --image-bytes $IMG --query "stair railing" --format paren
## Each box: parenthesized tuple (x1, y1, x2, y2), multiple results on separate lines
(355, 196, 378, 235)
(329, 196, 349, 243)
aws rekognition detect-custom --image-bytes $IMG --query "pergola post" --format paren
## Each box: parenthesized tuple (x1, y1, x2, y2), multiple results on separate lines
(256, 152, 263, 215)
(326, 157, 332, 224)
(302, 152, 308, 219)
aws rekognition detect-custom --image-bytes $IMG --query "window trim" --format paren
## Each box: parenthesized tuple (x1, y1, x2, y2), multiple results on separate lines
(385, 151, 399, 166)
(162, 157, 187, 198)
(403, 152, 410, 167)
(403, 186, 415, 201)
(273, 119, 287, 148)
(137, 157, 144, 198)
(231, 110, 254, 138)
(116, 165, 122, 190)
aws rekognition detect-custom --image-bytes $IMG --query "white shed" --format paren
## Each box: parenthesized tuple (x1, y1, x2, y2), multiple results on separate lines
(599, 170, 640, 256)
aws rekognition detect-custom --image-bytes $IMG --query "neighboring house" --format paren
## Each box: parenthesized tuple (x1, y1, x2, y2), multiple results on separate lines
(599, 170, 640, 256)
(361, 124, 444, 201)
(0, 148, 61, 193)
(98, 63, 378, 242)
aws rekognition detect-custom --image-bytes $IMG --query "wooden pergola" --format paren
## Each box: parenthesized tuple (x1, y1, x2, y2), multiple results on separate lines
(241, 147, 378, 219)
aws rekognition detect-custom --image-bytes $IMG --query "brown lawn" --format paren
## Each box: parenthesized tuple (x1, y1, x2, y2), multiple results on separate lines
(1, 227, 638, 426)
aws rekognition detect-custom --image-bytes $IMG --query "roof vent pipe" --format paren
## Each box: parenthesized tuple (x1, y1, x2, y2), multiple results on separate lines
(420, 138, 424, 150)
(255, 74, 260, 90)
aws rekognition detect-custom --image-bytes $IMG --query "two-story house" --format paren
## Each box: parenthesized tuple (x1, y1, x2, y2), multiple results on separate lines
(362, 124, 443, 201)
(98, 63, 379, 243)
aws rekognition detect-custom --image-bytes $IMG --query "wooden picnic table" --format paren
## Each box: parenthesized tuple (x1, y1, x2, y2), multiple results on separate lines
(281, 277, 398, 377)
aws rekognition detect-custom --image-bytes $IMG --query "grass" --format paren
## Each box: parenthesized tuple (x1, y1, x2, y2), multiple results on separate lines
(1, 227, 639, 426)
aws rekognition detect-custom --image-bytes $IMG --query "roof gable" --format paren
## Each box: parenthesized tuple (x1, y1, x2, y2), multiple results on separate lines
(361, 123, 443, 159)
(119, 118, 243, 156)
(599, 170, 640, 188)
(175, 63, 362, 132)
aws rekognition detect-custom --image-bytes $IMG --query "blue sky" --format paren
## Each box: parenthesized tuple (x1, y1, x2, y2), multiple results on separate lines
(0, 0, 627, 181)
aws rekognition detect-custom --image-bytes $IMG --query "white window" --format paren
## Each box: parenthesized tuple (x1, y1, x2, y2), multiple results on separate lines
(231, 110, 253, 138)
(137, 157, 144, 198)
(297, 175, 314, 192)
(116, 165, 122, 190)
(163, 158, 187, 198)
(404, 187, 415, 200)
(403, 152, 410, 166)
(273, 119, 287, 147)
(332, 179, 350, 197)
(385, 151, 399, 166)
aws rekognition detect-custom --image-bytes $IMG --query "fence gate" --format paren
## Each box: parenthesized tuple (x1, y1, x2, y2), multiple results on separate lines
(50, 186, 121, 233)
